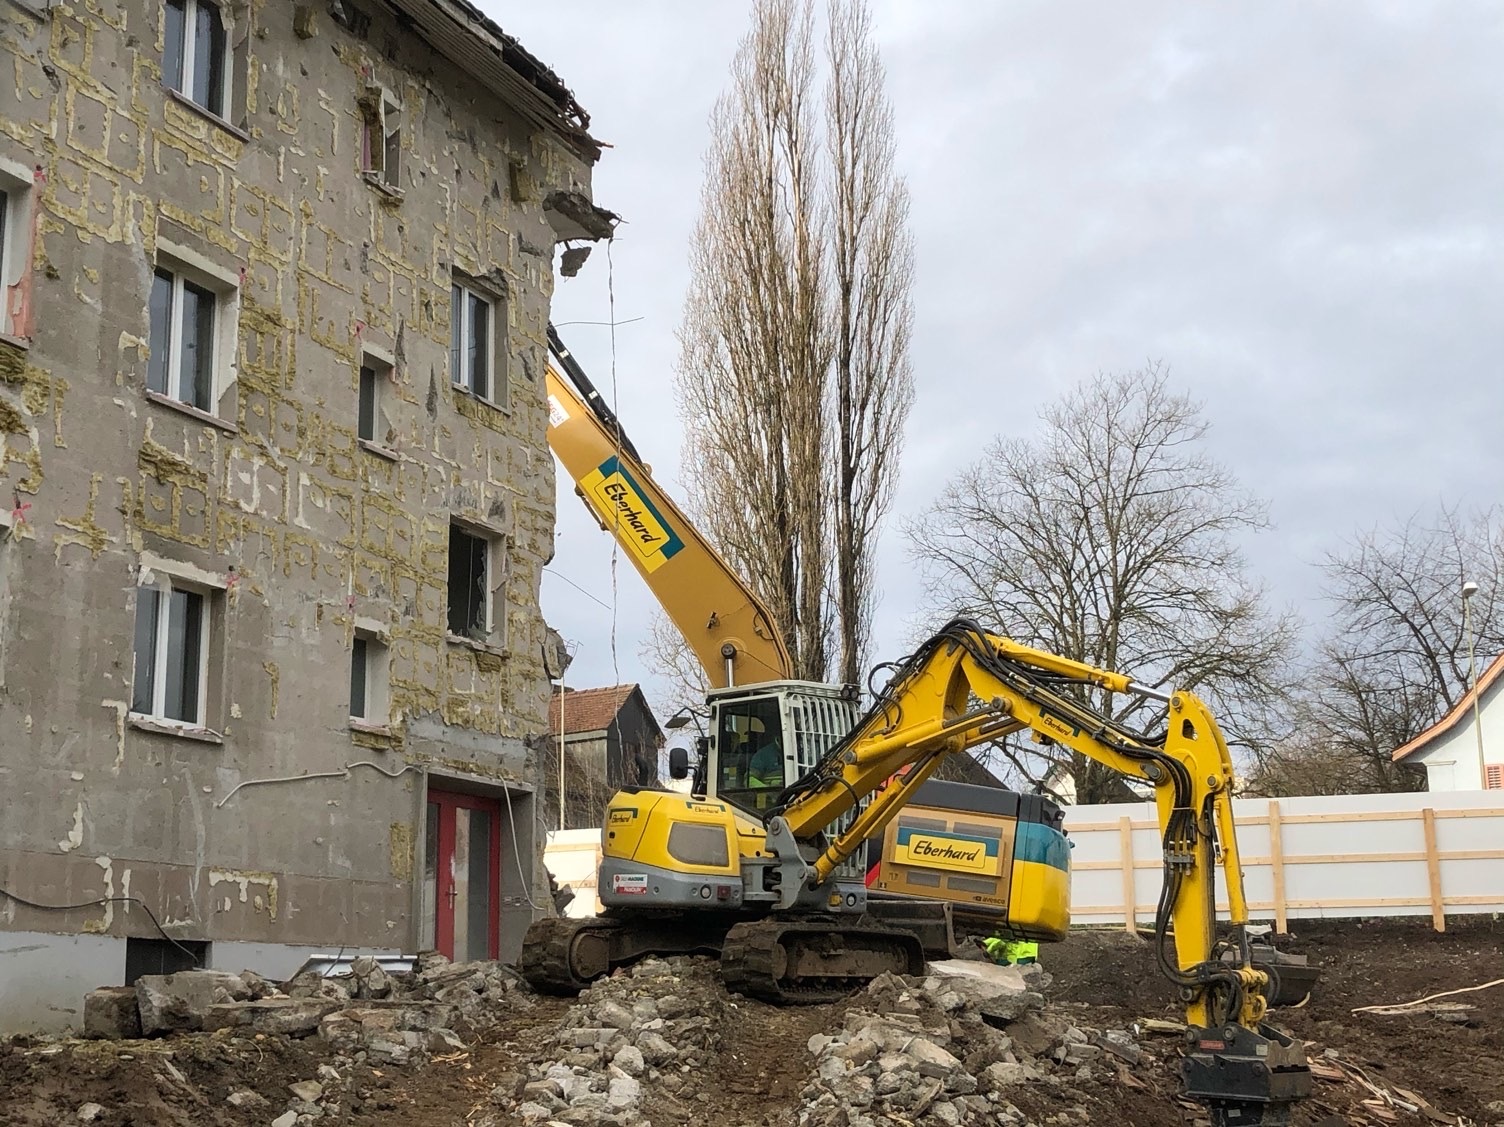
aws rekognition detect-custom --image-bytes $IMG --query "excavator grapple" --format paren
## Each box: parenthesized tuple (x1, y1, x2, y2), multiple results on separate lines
(1183, 1022, 1313, 1126)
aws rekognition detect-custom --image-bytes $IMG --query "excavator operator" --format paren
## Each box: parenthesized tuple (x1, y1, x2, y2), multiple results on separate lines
(747, 730, 785, 793)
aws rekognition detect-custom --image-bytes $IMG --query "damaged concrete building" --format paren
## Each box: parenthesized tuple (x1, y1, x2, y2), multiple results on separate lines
(0, 0, 613, 1031)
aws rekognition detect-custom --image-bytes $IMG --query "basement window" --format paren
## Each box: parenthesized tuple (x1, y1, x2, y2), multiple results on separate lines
(125, 937, 208, 984)
(163, 0, 230, 118)
(132, 583, 212, 726)
(447, 522, 503, 645)
(350, 630, 389, 724)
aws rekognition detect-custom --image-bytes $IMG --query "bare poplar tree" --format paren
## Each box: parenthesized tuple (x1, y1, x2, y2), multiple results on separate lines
(907, 366, 1299, 804)
(676, 0, 913, 685)
(1249, 506, 1504, 795)
(826, 0, 915, 685)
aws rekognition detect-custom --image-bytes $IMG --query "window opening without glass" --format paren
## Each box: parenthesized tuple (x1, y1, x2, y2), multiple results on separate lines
(447, 525, 489, 640)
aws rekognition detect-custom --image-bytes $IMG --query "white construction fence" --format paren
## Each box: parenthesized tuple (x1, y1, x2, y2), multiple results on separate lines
(1064, 790, 1504, 933)
(544, 792, 1504, 935)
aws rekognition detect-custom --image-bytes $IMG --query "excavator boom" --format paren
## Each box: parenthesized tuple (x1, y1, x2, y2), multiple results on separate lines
(759, 620, 1310, 1124)
(544, 328, 791, 688)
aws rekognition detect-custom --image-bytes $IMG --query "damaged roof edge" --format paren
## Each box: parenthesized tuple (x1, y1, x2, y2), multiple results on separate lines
(384, 0, 602, 160)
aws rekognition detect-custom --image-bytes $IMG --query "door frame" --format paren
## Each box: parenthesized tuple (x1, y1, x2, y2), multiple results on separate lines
(427, 787, 503, 961)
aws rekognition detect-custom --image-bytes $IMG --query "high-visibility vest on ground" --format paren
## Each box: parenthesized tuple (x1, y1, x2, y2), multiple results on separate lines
(982, 937, 1039, 965)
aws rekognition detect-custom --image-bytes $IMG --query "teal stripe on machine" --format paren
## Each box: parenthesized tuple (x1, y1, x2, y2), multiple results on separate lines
(1014, 822, 1071, 871)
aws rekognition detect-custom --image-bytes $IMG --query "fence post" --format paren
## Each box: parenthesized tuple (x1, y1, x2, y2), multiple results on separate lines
(1268, 801, 1287, 934)
(1422, 807, 1445, 932)
(1118, 816, 1136, 933)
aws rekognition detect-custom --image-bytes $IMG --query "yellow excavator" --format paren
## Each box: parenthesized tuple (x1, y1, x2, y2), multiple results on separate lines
(532, 328, 1310, 1125)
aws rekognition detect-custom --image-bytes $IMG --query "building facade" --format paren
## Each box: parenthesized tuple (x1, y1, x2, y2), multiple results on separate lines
(1392, 654, 1504, 792)
(0, 0, 611, 1031)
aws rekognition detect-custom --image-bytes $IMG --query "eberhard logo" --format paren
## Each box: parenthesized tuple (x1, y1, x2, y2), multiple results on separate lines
(894, 827, 998, 875)
(1038, 714, 1078, 740)
(581, 456, 685, 573)
(911, 839, 984, 864)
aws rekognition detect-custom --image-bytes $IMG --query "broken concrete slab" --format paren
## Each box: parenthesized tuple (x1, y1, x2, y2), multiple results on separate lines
(202, 998, 344, 1037)
(135, 971, 251, 1035)
(83, 987, 141, 1040)
(925, 959, 1028, 992)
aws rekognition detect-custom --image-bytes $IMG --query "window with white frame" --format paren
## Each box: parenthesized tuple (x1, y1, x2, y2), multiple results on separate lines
(450, 278, 503, 403)
(132, 582, 212, 725)
(360, 87, 402, 190)
(0, 161, 32, 339)
(447, 523, 497, 642)
(350, 630, 389, 724)
(358, 350, 392, 445)
(163, 0, 230, 118)
(148, 246, 237, 416)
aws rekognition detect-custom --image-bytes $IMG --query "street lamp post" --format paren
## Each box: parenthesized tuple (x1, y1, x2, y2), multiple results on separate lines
(1462, 581, 1485, 787)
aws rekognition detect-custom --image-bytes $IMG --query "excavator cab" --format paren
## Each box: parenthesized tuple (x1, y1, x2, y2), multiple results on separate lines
(714, 697, 786, 812)
(705, 681, 864, 815)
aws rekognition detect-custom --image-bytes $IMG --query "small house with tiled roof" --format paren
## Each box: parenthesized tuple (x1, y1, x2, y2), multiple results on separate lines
(1392, 654, 1504, 792)
(547, 685, 664, 828)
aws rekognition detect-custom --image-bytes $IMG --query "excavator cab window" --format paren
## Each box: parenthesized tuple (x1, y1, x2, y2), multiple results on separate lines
(716, 696, 785, 814)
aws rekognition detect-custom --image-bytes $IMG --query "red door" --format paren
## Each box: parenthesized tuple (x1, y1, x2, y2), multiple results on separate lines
(421, 789, 503, 961)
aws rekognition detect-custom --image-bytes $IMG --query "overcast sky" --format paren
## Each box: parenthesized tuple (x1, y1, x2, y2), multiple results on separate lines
(492, 2, 1504, 731)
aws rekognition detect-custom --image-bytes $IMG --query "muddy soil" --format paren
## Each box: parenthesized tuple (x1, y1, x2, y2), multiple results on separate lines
(1041, 916, 1504, 1125)
(2, 916, 1499, 1126)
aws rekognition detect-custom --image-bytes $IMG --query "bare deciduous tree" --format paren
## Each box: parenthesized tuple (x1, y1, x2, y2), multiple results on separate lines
(1250, 506, 1504, 795)
(907, 366, 1299, 804)
(675, 0, 913, 685)
(638, 609, 711, 723)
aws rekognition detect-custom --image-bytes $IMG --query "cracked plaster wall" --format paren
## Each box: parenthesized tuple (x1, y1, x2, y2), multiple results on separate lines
(0, 0, 597, 956)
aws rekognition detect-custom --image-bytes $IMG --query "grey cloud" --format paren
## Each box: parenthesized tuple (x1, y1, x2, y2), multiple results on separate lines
(496, 2, 1504, 712)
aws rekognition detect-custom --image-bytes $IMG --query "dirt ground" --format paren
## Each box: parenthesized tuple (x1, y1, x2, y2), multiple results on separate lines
(2, 916, 1499, 1126)
(1039, 916, 1504, 1126)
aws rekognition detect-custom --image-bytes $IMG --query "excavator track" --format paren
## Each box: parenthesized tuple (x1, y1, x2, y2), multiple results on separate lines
(520, 914, 729, 995)
(519, 917, 619, 994)
(719, 917, 926, 1005)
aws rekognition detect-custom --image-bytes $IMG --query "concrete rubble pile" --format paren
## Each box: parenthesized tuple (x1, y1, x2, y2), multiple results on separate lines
(86, 951, 530, 1049)
(80, 952, 531, 1122)
(486, 955, 724, 1127)
(795, 961, 1145, 1127)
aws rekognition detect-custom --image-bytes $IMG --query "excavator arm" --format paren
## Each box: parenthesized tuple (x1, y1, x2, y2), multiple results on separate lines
(766, 619, 1310, 1125)
(543, 327, 791, 688)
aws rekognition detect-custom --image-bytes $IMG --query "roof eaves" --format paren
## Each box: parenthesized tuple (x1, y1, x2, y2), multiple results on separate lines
(383, 0, 602, 161)
(1392, 653, 1504, 762)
